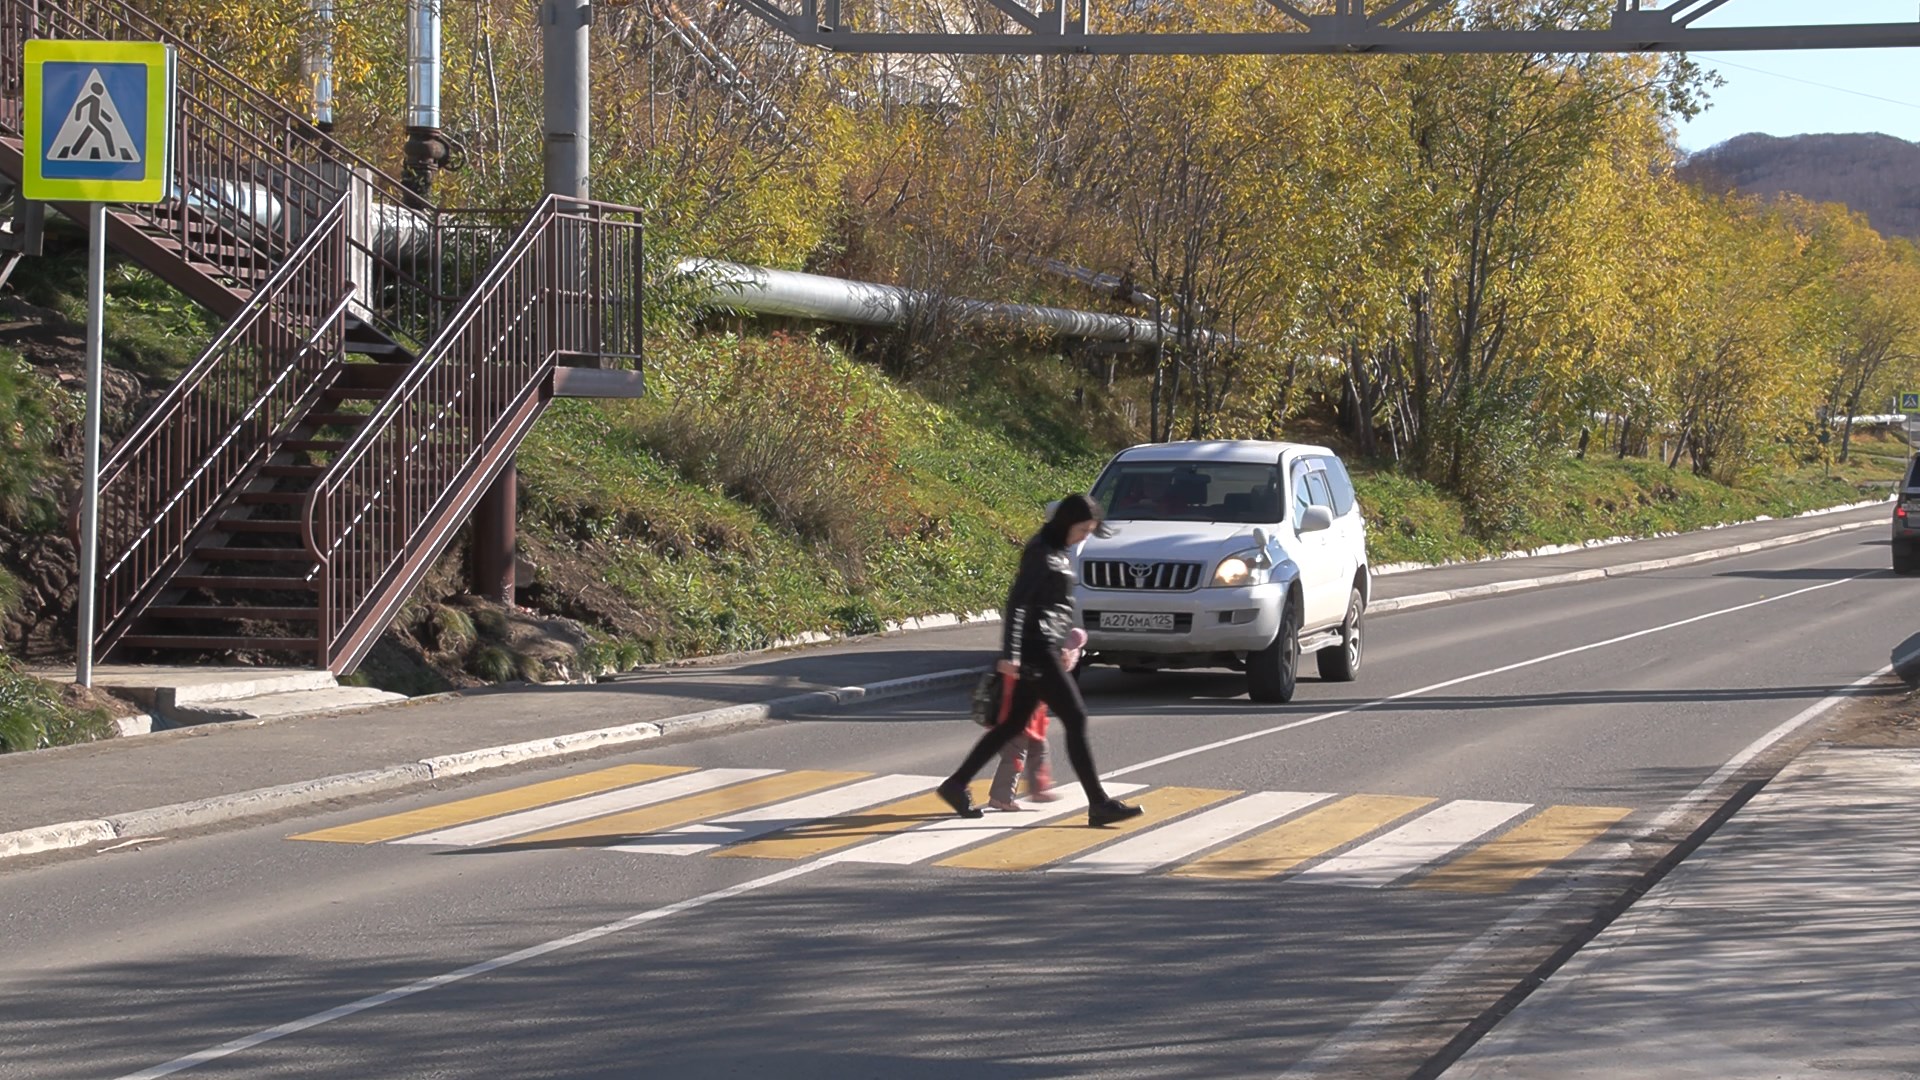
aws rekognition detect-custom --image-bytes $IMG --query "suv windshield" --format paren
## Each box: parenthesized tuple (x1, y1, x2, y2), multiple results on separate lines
(1092, 460, 1282, 524)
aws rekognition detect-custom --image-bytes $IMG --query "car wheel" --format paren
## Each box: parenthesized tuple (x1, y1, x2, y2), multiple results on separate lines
(1897, 540, 1918, 575)
(1248, 599, 1300, 703)
(1317, 587, 1364, 682)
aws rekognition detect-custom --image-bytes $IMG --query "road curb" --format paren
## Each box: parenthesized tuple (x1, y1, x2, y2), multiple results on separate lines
(0, 668, 982, 864)
(1371, 517, 1880, 614)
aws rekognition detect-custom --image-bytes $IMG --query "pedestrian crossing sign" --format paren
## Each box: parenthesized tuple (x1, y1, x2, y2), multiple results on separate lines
(22, 39, 173, 204)
(1902, 393, 1920, 412)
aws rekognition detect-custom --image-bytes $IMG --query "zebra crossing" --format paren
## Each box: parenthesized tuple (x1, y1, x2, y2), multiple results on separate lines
(290, 764, 1631, 893)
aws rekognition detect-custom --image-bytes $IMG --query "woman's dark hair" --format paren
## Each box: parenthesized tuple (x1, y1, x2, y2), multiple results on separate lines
(1042, 493, 1111, 546)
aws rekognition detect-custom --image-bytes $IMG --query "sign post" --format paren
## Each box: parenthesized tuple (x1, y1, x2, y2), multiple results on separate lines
(22, 39, 174, 687)
(1903, 393, 1920, 453)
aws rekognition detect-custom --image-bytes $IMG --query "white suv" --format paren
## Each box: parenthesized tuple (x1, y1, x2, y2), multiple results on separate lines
(1072, 440, 1370, 703)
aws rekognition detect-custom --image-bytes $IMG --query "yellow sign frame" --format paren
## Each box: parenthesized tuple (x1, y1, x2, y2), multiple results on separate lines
(22, 39, 172, 204)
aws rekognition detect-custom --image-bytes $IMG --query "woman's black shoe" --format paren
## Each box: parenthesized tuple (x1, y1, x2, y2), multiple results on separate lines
(938, 781, 985, 819)
(1088, 799, 1144, 827)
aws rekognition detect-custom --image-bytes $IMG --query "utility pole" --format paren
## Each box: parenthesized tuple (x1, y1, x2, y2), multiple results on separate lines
(473, 0, 591, 606)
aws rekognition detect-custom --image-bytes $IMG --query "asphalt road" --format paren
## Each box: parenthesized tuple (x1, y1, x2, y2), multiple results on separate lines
(2, 528, 1911, 1080)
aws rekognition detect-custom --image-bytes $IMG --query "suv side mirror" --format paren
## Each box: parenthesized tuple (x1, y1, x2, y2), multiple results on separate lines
(1299, 505, 1334, 534)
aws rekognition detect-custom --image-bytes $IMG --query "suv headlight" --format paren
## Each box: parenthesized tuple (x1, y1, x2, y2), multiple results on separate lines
(1212, 548, 1271, 587)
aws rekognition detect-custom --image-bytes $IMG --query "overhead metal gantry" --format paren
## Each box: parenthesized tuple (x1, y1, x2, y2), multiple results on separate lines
(729, 0, 1920, 54)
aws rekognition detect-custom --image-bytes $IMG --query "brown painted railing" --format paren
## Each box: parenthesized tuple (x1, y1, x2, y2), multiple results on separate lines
(90, 197, 351, 653)
(304, 197, 643, 672)
(0, 0, 507, 345)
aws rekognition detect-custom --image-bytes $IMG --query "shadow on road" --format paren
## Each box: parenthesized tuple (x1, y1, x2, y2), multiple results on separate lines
(0, 866, 1561, 1079)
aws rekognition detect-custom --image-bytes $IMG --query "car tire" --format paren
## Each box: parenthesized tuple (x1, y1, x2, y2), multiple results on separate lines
(1317, 588, 1364, 682)
(1897, 540, 1918, 575)
(1248, 599, 1300, 704)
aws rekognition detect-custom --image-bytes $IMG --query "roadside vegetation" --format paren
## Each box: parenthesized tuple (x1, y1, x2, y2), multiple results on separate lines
(3, 0, 1917, 747)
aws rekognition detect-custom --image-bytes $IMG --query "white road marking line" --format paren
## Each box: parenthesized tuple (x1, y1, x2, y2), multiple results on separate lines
(1105, 573, 1872, 780)
(1291, 799, 1531, 888)
(1050, 790, 1333, 875)
(1280, 642, 1918, 1079)
(826, 783, 1147, 865)
(391, 768, 777, 847)
(112, 860, 832, 1080)
(609, 774, 939, 856)
(128, 570, 1884, 1078)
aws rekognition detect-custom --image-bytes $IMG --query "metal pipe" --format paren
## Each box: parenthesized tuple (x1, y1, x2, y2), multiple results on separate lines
(406, 0, 442, 132)
(76, 203, 106, 688)
(677, 257, 1221, 348)
(405, 0, 448, 196)
(306, 0, 335, 130)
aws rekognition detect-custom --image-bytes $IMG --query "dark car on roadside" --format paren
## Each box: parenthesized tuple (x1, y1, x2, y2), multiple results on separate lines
(1895, 454, 1920, 574)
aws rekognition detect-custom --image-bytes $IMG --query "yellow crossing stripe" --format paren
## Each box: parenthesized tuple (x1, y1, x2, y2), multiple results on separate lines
(938, 787, 1237, 872)
(714, 781, 990, 861)
(1413, 804, 1632, 894)
(505, 770, 868, 848)
(1170, 793, 1433, 881)
(288, 764, 694, 845)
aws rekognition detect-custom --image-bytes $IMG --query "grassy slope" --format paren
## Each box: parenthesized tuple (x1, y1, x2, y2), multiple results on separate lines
(513, 351, 1107, 660)
(513, 338, 1902, 661)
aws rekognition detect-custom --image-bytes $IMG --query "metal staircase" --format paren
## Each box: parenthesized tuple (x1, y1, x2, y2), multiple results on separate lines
(0, 0, 644, 673)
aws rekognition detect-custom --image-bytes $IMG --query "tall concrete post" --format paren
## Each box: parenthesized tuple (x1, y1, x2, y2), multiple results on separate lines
(541, 0, 591, 200)
(472, 0, 589, 605)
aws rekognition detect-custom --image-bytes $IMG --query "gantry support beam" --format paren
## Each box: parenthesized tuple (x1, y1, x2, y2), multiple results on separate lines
(731, 0, 1920, 54)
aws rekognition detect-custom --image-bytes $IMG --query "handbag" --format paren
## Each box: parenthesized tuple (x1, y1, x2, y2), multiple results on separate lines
(970, 670, 1016, 728)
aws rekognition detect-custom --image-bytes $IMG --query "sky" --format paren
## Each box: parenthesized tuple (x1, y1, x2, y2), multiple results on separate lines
(1668, 0, 1920, 153)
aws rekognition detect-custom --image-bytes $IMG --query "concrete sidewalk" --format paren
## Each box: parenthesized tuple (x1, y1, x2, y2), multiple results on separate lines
(0, 499, 1892, 862)
(1444, 748, 1920, 1080)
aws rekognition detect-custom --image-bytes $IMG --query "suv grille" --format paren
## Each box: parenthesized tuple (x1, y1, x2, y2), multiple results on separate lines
(1082, 560, 1203, 591)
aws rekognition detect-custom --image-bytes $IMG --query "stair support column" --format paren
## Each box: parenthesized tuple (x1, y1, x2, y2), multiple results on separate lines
(473, 0, 589, 609)
(473, 460, 517, 604)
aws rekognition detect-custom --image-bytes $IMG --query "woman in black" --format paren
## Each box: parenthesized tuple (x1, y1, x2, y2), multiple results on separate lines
(937, 494, 1145, 827)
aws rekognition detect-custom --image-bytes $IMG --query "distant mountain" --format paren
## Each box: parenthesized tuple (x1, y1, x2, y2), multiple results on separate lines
(1678, 132, 1920, 241)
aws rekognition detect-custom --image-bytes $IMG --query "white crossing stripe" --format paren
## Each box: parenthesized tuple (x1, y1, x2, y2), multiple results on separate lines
(611, 774, 942, 856)
(393, 768, 778, 847)
(827, 783, 1148, 865)
(1292, 799, 1532, 888)
(1052, 790, 1335, 875)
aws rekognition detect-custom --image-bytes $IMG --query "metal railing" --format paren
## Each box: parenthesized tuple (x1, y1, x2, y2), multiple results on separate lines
(87, 198, 351, 652)
(304, 197, 643, 671)
(0, 0, 508, 345)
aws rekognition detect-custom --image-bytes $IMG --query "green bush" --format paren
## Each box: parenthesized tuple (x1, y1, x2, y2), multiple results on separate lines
(640, 333, 911, 564)
(0, 352, 77, 532)
(467, 646, 516, 683)
(0, 661, 114, 753)
(429, 606, 477, 655)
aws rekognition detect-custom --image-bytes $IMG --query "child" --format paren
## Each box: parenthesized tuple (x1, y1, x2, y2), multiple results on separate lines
(987, 628, 1085, 810)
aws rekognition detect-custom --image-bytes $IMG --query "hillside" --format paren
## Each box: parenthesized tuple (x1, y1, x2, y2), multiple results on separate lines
(1679, 132, 1920, 240)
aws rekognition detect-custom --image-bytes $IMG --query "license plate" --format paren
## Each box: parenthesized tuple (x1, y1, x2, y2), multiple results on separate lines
(1100, 612, 1175, 632)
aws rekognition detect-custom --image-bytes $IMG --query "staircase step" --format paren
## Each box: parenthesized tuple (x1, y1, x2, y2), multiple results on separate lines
(305, 412, 373, 427)
(321, 386, 391, 401)
(196, 546, 315, 563)
(236, 492, 308, 506)
(117, 635, 317, 652)
(172, 575, 318, 591)
(215, 518, 302, 534)
(280, 439, 347, 452)
(88, 666, 338, 709)
(345, 341, 411, 360)
(261, 464, 326, 478)
(145, 606, 321, 622)
(340, 363, 411, 388)
(167, 685, 407, 726)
